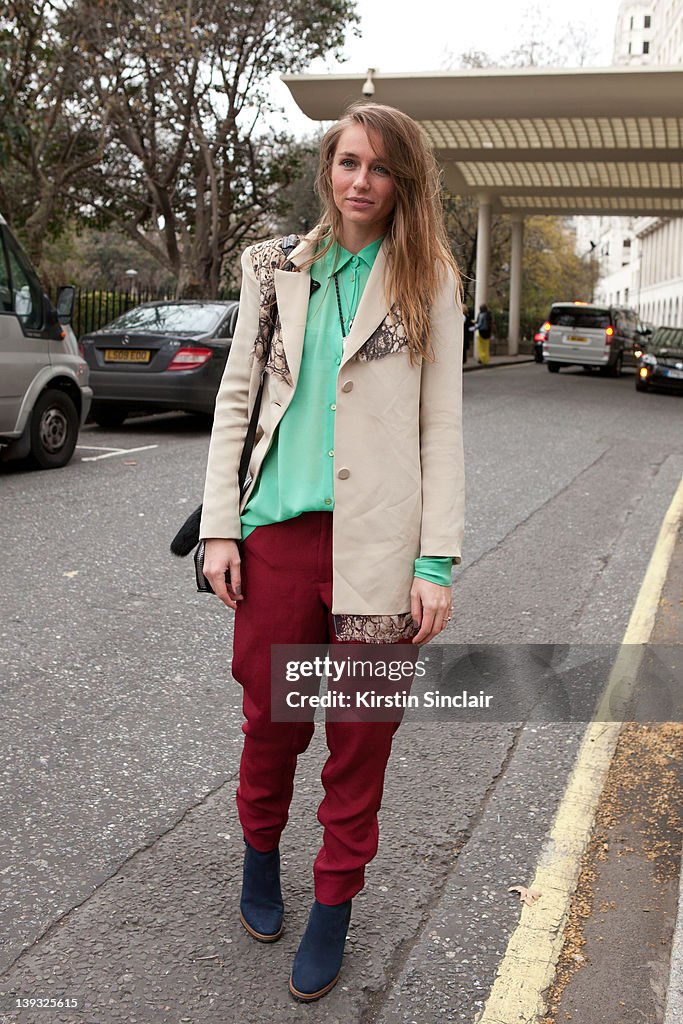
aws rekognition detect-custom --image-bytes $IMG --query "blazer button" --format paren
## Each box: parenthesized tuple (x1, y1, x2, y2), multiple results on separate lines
(337, 468, 350, 480)
(341, 381, 353, 393)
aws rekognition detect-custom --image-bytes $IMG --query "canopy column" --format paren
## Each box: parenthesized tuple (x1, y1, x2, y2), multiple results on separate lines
(508, 214, 524, 356)
(474, 197, 492, 315)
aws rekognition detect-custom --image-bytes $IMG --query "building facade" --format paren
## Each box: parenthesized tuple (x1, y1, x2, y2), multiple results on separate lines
(582, 0, 683, 325)
(612, 0, 656, 64)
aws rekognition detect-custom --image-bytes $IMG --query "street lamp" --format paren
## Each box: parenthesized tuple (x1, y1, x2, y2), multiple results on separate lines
(125, 268, 139, 298)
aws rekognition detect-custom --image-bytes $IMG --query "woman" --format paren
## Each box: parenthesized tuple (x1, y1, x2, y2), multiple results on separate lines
(200, 102, 465, 1002)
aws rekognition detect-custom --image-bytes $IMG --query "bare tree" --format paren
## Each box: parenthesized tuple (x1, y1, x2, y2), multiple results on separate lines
(0, 0, 110, 273)
(73, 0, 358, 296)
(449, 3, 599, 71)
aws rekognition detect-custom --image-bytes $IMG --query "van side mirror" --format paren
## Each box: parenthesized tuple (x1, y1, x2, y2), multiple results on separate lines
(56, 285, 75, 324)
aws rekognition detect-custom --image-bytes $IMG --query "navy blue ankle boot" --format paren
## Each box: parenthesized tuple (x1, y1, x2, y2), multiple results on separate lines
(239, 840, 284, 942)
(289, 899, 352, 1001)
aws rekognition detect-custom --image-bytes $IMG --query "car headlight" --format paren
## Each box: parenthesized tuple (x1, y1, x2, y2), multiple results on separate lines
(641, 353, 657, 366)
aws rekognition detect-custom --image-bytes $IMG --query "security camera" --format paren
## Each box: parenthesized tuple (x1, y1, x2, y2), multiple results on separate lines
(362, 68, 375, 97)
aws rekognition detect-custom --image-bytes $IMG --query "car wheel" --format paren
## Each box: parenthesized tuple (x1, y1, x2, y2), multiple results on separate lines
(92, 407, 128, 429)
(28, 389, 79, 469)
(635, 379, 649, 392)
(609, 353, 623, 378)
(547, 362, 560, 373)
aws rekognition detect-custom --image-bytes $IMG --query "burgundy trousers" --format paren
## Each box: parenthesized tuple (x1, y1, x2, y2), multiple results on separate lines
(231, 512, 412, 906)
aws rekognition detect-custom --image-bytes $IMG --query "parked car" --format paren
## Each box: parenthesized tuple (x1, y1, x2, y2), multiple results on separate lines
(636, 326, 683, 394)
(533, 321, 550, 363)
(543, 302, 645, 376)
(0, 213, 91, 469)
(80, 300, 239, 428)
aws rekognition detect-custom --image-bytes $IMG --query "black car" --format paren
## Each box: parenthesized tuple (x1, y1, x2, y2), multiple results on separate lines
(636, 326, 683, 394)
(80, 300, 239, 428)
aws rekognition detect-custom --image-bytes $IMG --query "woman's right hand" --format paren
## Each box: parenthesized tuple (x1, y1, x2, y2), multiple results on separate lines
(203, 538, 243, 610)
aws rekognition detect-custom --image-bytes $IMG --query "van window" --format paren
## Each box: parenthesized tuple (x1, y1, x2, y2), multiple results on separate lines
(0, 239, 11, 312)
(549, 307, 611, 330)
(4, 230, 43, 330)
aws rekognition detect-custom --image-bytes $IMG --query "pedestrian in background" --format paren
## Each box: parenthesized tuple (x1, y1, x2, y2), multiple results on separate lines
(199, 102, 465, 1002)
(463, 303, 473, 363)
(474, 302, 492, 365)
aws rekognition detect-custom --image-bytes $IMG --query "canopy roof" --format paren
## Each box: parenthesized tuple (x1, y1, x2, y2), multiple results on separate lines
(282, 67, 683, 217)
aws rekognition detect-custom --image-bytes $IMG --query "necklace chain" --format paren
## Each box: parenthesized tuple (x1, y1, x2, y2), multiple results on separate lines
(333, 271, 353, 338)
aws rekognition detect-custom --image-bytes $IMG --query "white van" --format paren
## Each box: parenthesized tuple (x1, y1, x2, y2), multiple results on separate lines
(543, 302, 644, 377)
(0, 214, 91, 468)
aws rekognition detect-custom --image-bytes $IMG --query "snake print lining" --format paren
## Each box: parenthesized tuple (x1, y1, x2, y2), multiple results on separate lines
(357, 304, 409, 362)
(333, 612, 417, 643)
(248, 237, 299, 385)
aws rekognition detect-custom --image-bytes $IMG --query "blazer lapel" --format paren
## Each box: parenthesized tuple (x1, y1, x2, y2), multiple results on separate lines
(340, 241, 390, 367)
(273, 268, 310, 391)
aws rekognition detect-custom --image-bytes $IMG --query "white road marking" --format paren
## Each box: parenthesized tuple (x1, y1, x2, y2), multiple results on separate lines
(79, 444, 159, 462)
(76, 445, 123, 451)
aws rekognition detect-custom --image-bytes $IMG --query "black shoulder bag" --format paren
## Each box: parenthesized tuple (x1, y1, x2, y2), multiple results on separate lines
(170, 234, 300, 592)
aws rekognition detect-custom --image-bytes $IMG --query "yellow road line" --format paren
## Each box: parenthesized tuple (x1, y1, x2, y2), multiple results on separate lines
(477, 474, 683, 1024)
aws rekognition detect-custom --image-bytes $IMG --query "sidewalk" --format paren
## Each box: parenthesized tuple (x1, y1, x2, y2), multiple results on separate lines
(540, 508, 683, 1023)
(463, 353, 535, 372)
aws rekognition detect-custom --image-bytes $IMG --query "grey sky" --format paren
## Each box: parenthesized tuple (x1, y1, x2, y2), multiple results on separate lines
(273, 0, 624, 134)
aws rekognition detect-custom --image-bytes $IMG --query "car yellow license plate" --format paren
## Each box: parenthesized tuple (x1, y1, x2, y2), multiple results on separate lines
(104, 349, 151, 363)
(568, 335, 589, 343)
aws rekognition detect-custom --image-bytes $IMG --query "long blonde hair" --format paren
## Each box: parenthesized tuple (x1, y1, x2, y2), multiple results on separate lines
(305, 102, 462, 361)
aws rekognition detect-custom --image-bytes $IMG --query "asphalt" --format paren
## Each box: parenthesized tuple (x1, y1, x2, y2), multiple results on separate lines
(1, 354, 680, 1024)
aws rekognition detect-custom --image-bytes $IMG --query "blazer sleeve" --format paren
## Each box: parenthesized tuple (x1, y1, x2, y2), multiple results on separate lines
(418, 267, 465, 563)
(199, 247, 259, 541)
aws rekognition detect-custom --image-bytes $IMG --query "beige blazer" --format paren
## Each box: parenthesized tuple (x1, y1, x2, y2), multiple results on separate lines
(200, 232, 465, 616)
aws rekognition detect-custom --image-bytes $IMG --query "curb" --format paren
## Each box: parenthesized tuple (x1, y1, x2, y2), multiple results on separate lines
(463, 356, 535, 372)
(476, 474, 683, 1024)
(665, 875, 683, 1023)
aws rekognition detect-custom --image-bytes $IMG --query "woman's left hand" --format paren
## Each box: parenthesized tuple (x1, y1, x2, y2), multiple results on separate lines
(410, 578, 453, 645)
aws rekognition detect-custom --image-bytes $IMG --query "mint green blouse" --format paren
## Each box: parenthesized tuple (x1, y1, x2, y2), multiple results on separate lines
(240, 237, 453, 587)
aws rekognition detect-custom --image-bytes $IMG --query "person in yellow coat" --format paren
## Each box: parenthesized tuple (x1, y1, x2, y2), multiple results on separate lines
(474, 303, 492, 364)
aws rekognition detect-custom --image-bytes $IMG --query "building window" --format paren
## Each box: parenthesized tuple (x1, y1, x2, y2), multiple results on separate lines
(644, 15, 651, 28)
(643, 40, 650, 53)
(628, 41, 632, 53)
(630, 14, 634, 28)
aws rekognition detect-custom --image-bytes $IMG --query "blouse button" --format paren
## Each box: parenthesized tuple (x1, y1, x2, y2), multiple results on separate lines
(341, 380, 353, 393)
(337, 468, 350, 480)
